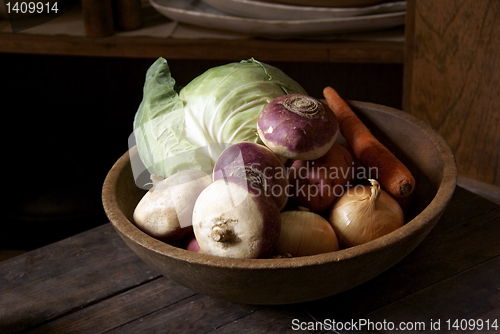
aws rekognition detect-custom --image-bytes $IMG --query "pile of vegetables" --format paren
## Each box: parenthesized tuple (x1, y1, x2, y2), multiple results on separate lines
(132, 58, 415, 259)
(133, 57, 306, 178)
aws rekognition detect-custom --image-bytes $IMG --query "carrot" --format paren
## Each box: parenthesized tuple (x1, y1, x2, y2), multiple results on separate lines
(323, 86, 415, 198)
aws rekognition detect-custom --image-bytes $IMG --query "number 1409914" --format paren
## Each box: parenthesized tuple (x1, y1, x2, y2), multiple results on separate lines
(446, 318, 498, 331)
(5, 2, 59, 14)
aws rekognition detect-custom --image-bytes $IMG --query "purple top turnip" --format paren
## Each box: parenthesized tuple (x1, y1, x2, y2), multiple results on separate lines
(289, 143, 354, 213)
(213, 142, 289, 210)
(257, 94, 339, 160)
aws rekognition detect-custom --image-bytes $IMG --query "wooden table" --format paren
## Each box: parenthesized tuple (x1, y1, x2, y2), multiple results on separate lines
(1, 186, 499, 333)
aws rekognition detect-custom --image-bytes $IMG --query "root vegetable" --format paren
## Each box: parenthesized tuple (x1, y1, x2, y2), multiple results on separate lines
(289, 143, 354, 213)
(192, 177, 281, 259)
(184, 234, 201, 252)
(133, 170, 212, 241)
(277, 210, 339, 257)
(257, 94, 339, 160)
(323, 86, 415, 198)
(213, 142, 289, 210)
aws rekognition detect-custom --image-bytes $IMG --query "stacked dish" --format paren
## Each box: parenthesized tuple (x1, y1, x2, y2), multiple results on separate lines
(149, 0, 406, 38)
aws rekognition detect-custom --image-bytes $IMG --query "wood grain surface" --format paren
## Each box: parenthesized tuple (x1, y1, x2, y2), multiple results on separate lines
(404, 0, 500, 186)
(1, 187, 499, 333)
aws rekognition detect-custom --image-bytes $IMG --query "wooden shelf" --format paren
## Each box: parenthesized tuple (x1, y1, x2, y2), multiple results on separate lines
(0, 3, 405, 63)
(0, 31, 405, 63)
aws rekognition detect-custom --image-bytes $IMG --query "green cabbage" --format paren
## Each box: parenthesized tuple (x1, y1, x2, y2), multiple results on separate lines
(133, 57, 307, 178)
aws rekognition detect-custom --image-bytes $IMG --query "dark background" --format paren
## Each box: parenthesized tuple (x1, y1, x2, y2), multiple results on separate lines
(1, 53, 403, 250)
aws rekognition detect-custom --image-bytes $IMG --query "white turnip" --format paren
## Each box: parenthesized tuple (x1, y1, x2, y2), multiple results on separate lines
(133, 170, 212, 241)
(192, 177, 281, 259)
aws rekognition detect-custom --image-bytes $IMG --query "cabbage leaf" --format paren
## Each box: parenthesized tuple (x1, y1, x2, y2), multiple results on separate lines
(133, 57, 306, 178)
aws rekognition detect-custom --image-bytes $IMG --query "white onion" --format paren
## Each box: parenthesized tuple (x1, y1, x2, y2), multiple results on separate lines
(329, 179, 404, 248)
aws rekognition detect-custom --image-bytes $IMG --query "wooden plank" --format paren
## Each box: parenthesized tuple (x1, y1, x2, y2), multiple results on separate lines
(0, 250, 28, 262)
(0, 224, 161, 334)
(103, 294, 257, 334)
(0, 225, 314, 334)
(303, 187, 500, 321)
(403, 0, 500, 186)
(210, 306, 316, 334)
(24, 277, 197, 334)
(367, 255, 500, 333)
(26, 286, 323, 334)
(1, 229, 315, 334)
(458, 176, 500, 205)
(0, 33, 404, 63)
(14, 251, 315, 334)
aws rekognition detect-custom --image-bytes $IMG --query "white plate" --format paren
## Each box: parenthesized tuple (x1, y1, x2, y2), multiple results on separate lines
(149, 0, 405, 38)
(262, 0, 389, 7)
(202, 0, 406, 20)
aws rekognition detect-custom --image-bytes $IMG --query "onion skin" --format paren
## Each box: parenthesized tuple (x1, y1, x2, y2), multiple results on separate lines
(257, 94, 339, 160)
(277, 210, 339, 257)
(213, 142, 288, 210)
(192, 177, 281, 259)
(289, 143, 354, 213)
(328, 179, 404, 248)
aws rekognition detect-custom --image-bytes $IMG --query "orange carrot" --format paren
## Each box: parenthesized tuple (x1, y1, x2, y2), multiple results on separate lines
(323, 86, 415, 198)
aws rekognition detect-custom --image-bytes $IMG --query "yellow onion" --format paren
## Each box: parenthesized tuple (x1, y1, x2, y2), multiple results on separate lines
(277, 210, 339, 257)
(329, 179, 404, 248)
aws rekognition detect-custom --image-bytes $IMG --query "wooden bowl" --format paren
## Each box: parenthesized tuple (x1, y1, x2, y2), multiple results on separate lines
(102, 101, 457, 305)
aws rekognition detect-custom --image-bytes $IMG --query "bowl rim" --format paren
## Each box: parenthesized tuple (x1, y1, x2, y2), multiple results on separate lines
(102, 100, 457, 270)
